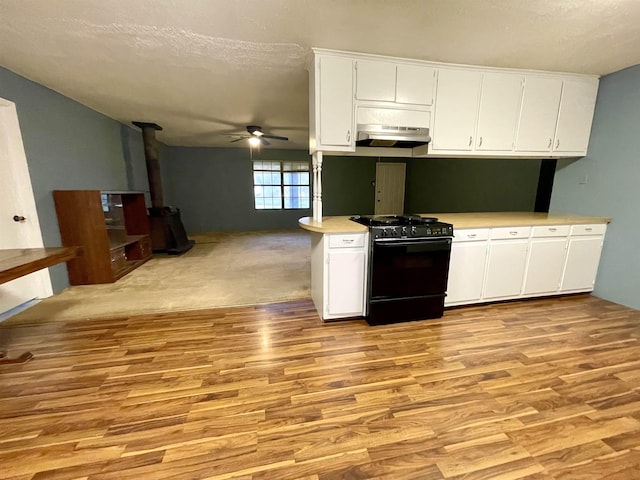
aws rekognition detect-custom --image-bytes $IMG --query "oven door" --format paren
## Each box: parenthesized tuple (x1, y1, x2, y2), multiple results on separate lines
(368, 237, 452, 325)
(370, 237, 452, 299)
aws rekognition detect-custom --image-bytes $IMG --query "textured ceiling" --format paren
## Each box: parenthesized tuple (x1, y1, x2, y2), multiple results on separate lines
(1, 0, 639, 150)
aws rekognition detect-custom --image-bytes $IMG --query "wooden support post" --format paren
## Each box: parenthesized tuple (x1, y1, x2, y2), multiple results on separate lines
(312, 151, 323, 222)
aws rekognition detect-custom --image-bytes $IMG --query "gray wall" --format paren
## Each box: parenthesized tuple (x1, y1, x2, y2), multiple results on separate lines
(1, 66, 133, 291)
(161, 146, 312, 232)
(322, 156, 376, 215)
(406, 158, 540, 213)
(550, 65, 640, 310)
(317, 155, 541, 216)
(161, 151, 541, 222)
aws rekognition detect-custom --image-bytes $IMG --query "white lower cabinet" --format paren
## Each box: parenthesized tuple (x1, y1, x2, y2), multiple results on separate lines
(446, 229, 489, 306)
(309, 222, 606, 320)
(311, 232, 368, 320)
(560, 224, 606, 292)
(443, 222, 606, 308)
(523, 225, 570, 296)
(482, 227, 531, 300)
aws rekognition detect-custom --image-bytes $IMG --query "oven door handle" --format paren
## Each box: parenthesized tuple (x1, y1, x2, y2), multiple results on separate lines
(374, 239, 451, 253)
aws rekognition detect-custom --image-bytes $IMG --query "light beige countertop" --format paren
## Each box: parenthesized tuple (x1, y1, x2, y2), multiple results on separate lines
(298, 212, 611, 234)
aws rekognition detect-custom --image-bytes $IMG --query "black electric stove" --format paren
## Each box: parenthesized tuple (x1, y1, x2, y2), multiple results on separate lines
(350, 214, 453, 240)
(350, 214, 454, 325)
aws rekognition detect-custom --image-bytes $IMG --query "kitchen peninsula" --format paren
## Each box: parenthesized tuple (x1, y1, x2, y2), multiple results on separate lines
(299, 212, 611, 321)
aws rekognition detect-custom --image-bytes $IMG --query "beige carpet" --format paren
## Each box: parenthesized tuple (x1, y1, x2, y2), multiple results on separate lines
(12, 230, 311, 321)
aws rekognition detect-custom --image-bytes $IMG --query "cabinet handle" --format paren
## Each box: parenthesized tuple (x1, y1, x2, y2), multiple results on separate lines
(479, 137, 483, 147)
(549, 228, 557, 232)
(585, 227, 592, 232)
(346, 130, 351, 142)
(548, 138, 552, 148)
(509, 231, 518, 236)
(467, 233, 476, 238)
(556, 138, 560, 149)
(468, 136, 472, 147)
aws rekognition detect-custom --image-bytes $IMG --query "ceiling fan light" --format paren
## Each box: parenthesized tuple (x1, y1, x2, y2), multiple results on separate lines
(248, 136, 261, 147)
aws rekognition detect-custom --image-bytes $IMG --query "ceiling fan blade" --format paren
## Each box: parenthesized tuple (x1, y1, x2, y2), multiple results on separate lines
(261, 138, 271, 146)
(230, 137, 246, 143)
(261, 134, 289, 141)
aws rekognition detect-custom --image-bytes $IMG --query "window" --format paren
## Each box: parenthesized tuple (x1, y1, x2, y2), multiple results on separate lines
(253, 161, 310, 210)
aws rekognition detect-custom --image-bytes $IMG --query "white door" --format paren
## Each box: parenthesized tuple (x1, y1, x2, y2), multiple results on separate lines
(515, 76, 563, 152)
(375, 162, 406, 215)
(318, 55, 354, 148)
(0, 98, 52, 314)
(483, 240, 529, 299)
(476, 73, 524, 151)
(396, 64, 436, 105)
(431, 68, 482, 151)
(327, 250, 365, 316)
(523, 238, 568, 295)
(561, 237, 604, 291)
(355, 59, 396, 102)
(553, 78, 599, 154)
(446, 241, 488, 305)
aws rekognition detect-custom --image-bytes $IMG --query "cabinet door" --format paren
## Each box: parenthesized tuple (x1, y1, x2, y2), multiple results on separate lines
(318, 55, 354, 147)
(523, 238, 568, 295)
(561, 237, 604, 291)
(431, 69, 482, 151)
(476, 73, 523, 151)
(483, 240, 529, 299)
(355, 60, 396, 102)
(553, 78, 599, 154)
(396, 64, 436, 105)
(515, 76, 563, 152)
(327, 250, 365, 316)
(446, 241, 488, 305)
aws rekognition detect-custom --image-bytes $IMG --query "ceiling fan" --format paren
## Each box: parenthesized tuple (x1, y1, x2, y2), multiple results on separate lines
(229, 125, 289, 146)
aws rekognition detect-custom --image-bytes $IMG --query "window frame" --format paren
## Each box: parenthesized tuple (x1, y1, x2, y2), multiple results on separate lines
(252, 160, 311, 210)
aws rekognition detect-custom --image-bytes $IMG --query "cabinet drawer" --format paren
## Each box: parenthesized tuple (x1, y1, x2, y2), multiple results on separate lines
(570, 224, 607, 236)
(453, 228, 490, 242)
(328, 234, 366, 248)
(532, 225, 570, 238)
(490, 226, 532, 240)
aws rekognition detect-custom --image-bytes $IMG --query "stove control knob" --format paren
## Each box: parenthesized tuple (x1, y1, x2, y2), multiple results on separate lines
(401, 226, 407, 236)
(392, 229, 399, 236)
(411, 226, 417, 236)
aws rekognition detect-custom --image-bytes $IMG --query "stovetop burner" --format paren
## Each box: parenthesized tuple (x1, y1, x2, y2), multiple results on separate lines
(350, 214, 453, 239)
(351, 214, 438, 226)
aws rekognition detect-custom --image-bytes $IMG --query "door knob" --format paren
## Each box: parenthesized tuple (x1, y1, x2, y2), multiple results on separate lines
(13, 215, 26, 222)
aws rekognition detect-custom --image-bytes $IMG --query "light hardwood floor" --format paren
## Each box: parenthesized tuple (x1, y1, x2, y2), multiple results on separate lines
(1, 294, 640, 479)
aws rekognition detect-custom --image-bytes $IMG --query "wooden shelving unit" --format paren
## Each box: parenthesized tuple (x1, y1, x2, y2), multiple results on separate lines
(53, 190, 152, 285)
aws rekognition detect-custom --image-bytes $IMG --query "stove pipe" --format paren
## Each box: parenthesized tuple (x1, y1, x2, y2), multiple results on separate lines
(132, 121, 164, 208)
(132, 121, 194, 254)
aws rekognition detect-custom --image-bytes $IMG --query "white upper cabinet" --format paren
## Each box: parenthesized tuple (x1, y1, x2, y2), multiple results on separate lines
(355, 59, 435, 106)
(309, 48, 599, 158)
(553, 78, 599, 155)
(310, 54, 355, 152)
(355, 60, 396, 102)
(431, 68, 482, 151)
(476, 73, 524, 151)
(514, 76, 564, 152)
(396, 64, 435, 105)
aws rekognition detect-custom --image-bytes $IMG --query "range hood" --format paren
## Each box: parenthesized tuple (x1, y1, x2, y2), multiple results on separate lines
(356, 124, 431, 148)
